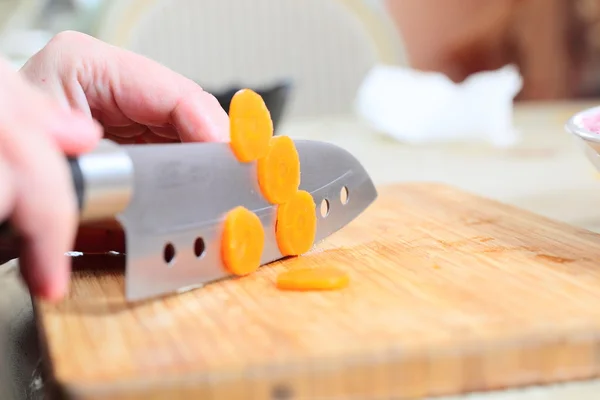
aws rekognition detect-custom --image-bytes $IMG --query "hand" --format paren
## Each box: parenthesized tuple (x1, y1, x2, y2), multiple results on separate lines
(20, 30, 229, 144)
(0, 31, 230, 300)
(0, 57, 102, 300)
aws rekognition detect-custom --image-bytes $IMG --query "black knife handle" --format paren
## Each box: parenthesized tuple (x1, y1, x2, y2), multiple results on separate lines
(0, 157, 85, 239)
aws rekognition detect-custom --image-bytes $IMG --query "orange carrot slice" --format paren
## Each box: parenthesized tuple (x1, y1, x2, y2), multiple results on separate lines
(228, 89, 273, 162)
(221, 206, 265, 276)
(276, 267, 349, 291)
(276, 190, 317, 256)
(257, 135, 301, 204)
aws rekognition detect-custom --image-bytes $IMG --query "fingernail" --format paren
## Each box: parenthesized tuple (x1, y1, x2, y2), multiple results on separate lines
(178, 93, 230, 142)
(195, 93, 230, 141)
(51, 111, 103, 154)
(70, 111, 103, 139)
(212, 112, 230, 142)
(207, 93, 231, 142)
(40, 260, 70, 302)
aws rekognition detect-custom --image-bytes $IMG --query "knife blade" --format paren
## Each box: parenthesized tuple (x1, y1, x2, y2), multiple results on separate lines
(0, 138, 377, 301)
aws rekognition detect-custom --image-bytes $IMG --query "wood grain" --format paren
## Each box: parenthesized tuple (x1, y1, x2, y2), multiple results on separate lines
(35, 183, 600, 399)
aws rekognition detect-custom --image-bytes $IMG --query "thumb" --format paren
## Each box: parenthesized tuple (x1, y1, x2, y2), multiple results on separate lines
(172, 90, 230, 143)
(46, 107, 103, 156)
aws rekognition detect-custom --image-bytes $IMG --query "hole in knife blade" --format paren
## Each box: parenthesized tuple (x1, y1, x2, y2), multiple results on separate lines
(320, 198, 330, 218)
(194, 237, 206, 258)
(163, 243, 176, 266)
(340, 186, 349, 205)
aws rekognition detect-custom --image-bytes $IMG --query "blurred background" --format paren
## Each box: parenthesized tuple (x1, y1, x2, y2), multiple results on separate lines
(0, 0, 406, 122)
(2, 0, 600, 219)
(2, 0, 600, 122)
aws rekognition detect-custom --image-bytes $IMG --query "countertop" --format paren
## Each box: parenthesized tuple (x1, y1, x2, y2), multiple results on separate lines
(3, 101, 600, 399)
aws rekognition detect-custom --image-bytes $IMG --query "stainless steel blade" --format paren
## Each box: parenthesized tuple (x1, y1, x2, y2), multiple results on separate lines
(116, 140, 377, 301)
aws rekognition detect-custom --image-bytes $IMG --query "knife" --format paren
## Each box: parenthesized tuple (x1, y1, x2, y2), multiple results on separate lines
(0, 138, 377, 301)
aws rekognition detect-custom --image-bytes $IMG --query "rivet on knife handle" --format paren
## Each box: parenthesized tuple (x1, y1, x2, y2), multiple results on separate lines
(0, 139, 134, 239)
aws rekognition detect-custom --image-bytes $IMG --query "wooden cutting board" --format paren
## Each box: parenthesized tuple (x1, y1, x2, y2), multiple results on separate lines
(35, 183, 600, 400)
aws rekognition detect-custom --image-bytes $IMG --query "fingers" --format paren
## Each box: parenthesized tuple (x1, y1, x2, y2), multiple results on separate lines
(45, 108, 103, 155)
(104, 123, 180, 142)
(104, 123, 148, 138)
(0, 58, 97, 301)
(149, 124, 179, 139)
(100, 47, 230, 142)
(0, 155, 15, 222)
(0, 154, 19, 265)
(171, 90, 230, 142)
(2, 128, 77, 301)
(103, 133, 137, 144)
(16, 59, 102, 154)
(21, 31, 230, 143)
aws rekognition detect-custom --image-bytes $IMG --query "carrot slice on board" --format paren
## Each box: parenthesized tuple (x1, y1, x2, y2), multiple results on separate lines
(276, 267, 349, 291)
(276, 190, 317, 256)
(221, 206, 265, 276)
(257, 135, 301, 204)
(229, 89, 273, 162)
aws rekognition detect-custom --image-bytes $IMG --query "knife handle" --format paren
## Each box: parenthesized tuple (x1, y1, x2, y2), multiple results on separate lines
(0, 158, 84, 239)
(0, 139, 134, 240)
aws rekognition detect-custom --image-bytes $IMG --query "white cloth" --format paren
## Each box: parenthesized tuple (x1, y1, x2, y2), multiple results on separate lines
(355, 64, 524, 147)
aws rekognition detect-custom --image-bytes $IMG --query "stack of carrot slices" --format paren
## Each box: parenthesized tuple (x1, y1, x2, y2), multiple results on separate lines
(220, 88, 348, 290)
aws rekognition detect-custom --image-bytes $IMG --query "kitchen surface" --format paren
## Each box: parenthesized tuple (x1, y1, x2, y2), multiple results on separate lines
(33, 181, 600, 399)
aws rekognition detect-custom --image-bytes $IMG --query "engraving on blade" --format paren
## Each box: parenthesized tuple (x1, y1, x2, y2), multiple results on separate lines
(117, 140, 377, 301)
